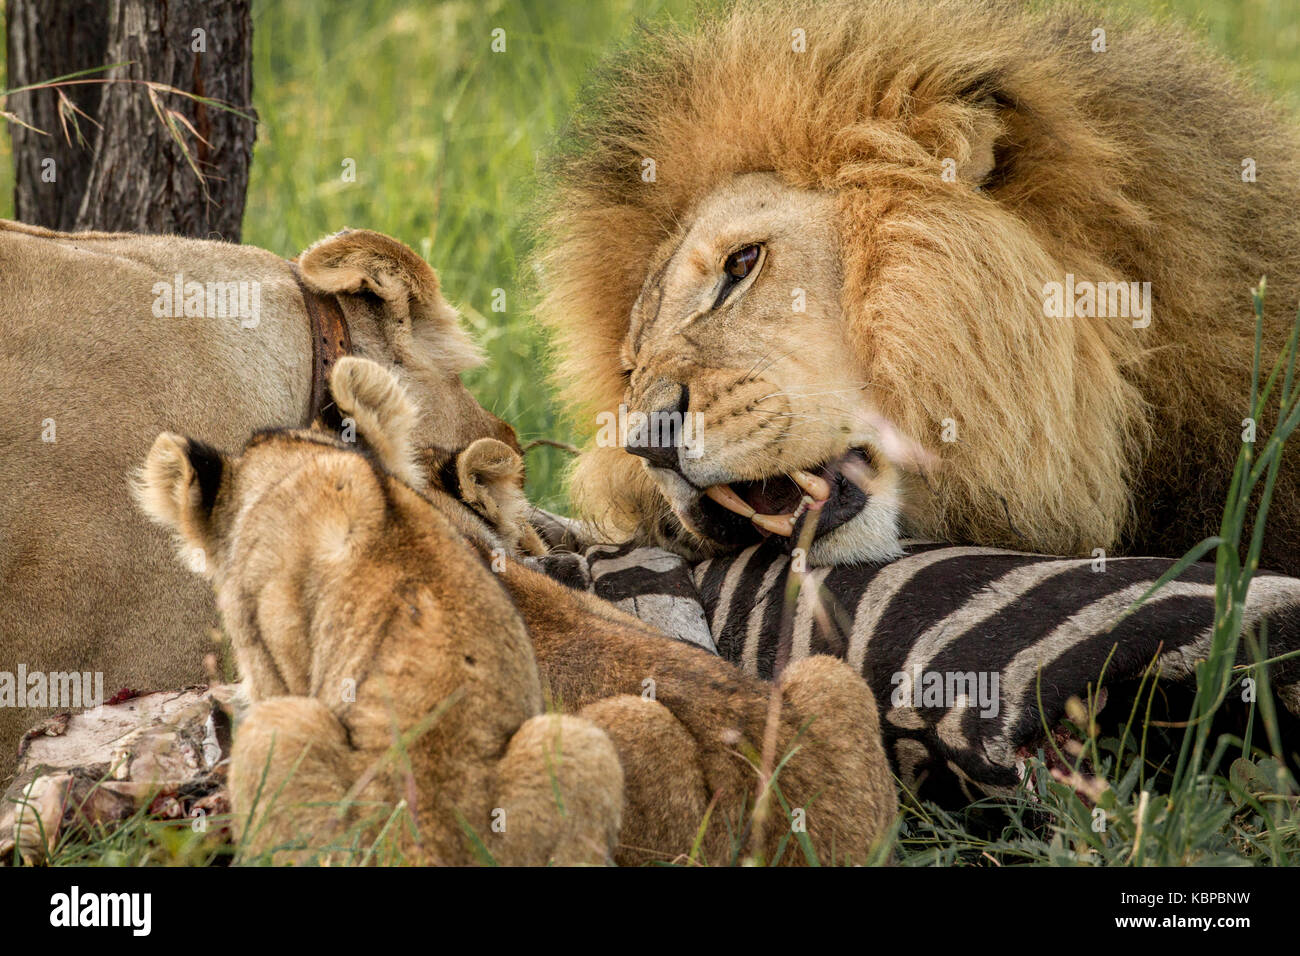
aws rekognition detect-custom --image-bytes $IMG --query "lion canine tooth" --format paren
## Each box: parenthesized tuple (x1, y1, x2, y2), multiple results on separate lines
(790, 469, 831, 501)
(751, 512, 795, 536)
(705, 484, 755, 518)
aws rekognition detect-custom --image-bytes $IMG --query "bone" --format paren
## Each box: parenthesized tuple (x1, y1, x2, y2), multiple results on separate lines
(861, 410, 938, 471)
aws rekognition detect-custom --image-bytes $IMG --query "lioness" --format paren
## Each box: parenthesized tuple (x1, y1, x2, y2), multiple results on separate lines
(137, 357, 896, 865)
(0, 221, 515, 775)
(537, 0, 1300, 574)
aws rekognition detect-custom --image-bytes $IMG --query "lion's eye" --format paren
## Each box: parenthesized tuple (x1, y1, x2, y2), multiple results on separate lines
(712, 244, 763, 310)
(725, 244, 761, 280)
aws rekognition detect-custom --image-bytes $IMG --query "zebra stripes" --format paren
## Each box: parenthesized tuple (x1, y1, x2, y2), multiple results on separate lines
(526, 516, 1300, 802)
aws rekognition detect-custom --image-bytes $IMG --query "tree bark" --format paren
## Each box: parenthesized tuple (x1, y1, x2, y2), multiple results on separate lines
(6, 0, 256, 241)
(5, 0, 109, 229)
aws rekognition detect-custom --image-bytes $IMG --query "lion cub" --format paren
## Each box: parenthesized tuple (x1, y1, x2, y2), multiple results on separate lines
(135, 357, 622, 865)
(417, 436, 547, 558)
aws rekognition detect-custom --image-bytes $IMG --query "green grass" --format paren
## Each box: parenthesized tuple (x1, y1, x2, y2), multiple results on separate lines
(2, 0, 1299, 866)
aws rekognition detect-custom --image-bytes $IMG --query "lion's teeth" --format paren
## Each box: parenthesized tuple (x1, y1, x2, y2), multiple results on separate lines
(790, 470, 831, 501)
(705, 484, 755, 518)
(751, 512, 795, 536)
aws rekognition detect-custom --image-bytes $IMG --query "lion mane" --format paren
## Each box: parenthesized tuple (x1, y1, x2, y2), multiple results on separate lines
(536, 0, 1300, 572)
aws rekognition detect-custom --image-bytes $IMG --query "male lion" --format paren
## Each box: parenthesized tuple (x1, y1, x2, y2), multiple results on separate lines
(0, 221, 514, 776)
(537, 0, 1300, 573)
(137, 357, 896, 865)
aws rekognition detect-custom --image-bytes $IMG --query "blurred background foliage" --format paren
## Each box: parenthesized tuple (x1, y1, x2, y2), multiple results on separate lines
(1, 0, 1297, 510)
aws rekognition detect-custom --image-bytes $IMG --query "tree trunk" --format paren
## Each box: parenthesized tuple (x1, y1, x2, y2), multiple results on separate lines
(5, 0, 109, 229)
(5, 0, 256, 241)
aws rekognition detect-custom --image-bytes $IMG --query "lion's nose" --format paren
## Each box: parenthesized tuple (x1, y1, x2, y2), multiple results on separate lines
(624, 384, 690, 471)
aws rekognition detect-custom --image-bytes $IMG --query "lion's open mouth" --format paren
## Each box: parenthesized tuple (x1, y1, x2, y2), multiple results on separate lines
(686, 447, 873, 552)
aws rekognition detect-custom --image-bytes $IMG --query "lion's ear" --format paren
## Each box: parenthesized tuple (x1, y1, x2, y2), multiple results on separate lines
(455, 438, 547, 555)
(946, 77, 1016, 186)
(133, 433, 227, 572)
(329, 356, 425, 489)
(457, 437, 524, 503)
(297, 229, 483, 374)
(959, 97, 1000, 184)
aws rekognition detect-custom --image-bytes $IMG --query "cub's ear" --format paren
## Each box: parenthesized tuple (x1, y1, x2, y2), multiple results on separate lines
(330, 356, 424, 489)
(297, 229, 483, 374)
(133, 433, 227, 572)
(456, 437, 547, 556)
